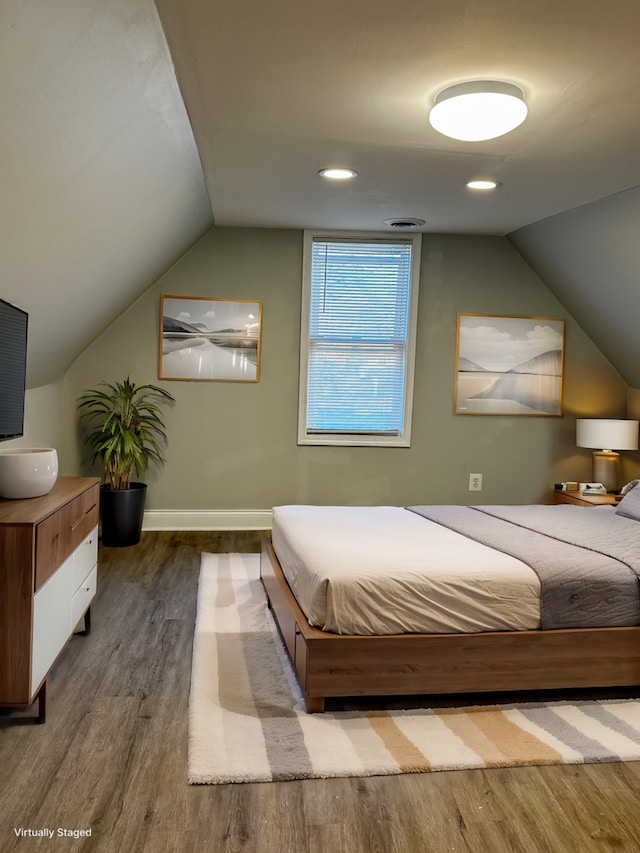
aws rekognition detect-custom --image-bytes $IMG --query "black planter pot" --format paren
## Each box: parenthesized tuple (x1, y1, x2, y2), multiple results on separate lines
(100, 482, 148, 547)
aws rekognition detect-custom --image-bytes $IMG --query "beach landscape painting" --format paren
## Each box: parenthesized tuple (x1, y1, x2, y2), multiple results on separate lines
(454, 314, 565, 415)
(159, 295, 262, 382)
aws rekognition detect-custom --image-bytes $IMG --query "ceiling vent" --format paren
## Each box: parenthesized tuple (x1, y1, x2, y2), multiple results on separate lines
(384, 218, 426, 230)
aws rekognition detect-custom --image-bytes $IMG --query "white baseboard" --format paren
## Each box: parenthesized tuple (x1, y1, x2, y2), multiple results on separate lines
(142, 509, 272, 531)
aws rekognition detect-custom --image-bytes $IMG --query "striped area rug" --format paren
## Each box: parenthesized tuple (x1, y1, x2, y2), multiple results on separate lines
(188, 553, 640, 784)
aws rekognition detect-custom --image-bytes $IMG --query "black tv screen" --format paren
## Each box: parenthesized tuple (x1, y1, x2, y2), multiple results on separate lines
(0, 299, 28, 442)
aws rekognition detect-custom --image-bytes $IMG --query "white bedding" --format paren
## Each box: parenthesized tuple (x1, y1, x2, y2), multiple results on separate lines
(270, 505, 541, 635)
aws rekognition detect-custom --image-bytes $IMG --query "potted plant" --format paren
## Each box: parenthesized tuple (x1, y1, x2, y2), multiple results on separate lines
(78, 377, 175, 547)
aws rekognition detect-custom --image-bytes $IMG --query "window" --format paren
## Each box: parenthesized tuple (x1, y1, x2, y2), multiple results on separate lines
(298, 230, 421, 447)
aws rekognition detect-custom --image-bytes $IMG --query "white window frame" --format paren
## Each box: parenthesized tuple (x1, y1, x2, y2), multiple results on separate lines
(298, 229, 422, 447)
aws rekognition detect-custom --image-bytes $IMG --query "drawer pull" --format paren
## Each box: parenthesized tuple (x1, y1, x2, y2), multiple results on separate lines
(70, 504, 97, 532)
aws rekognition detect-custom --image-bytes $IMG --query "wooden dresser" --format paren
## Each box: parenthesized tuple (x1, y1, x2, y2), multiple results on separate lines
(0, 476, 99, 722)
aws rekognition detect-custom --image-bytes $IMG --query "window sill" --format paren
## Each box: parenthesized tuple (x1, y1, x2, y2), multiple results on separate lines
(297, 434, 411, 448)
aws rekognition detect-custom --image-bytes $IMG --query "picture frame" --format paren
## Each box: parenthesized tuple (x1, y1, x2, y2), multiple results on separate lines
(454, 313, 565, 416)
(159, 295, 262, 382)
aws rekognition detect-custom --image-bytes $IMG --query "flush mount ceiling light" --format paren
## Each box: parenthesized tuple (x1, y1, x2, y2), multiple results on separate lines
(318, 168, 358, 180)
(466, 179, 501, 190)
(429, 81, 528, 142)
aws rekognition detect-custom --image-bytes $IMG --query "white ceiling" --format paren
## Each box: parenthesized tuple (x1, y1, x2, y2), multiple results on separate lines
(155, 0, 640, 235)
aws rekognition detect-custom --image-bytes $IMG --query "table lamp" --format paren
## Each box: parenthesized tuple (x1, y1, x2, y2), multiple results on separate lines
(576, 418, 639, 492)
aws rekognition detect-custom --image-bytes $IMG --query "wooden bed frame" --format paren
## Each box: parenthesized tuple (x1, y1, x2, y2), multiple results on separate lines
(260, 534, 640, 712)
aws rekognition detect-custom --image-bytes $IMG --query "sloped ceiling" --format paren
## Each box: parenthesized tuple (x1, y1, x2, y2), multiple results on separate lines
(3, 0, 640, 389)
(511, 186, 640, 388)
(1, 0, 212, 388)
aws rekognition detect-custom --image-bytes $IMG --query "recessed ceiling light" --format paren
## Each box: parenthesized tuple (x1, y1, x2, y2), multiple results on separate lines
(429, 81, 527, 142)
(466, 179, 501, 190)
(318, 168, 358, 180)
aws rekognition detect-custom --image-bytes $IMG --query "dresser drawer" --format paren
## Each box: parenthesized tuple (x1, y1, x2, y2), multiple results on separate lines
(35, 485, 99, 590)
(32, 554, 74, 694)
(71, 526, 98, 591)
(71, 566, 97, 629)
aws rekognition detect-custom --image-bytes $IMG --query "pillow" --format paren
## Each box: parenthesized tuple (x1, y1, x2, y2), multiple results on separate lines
(615, 483, 640, 520)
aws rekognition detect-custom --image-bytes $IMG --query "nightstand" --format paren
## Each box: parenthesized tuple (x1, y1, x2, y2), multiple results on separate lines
(553, 489, 621, 507)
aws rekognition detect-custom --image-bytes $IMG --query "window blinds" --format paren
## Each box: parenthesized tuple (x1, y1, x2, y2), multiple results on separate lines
(306, 238, 413, 435)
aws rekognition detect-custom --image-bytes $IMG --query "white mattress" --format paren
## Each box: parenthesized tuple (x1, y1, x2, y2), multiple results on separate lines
(270, 505, 541, 635)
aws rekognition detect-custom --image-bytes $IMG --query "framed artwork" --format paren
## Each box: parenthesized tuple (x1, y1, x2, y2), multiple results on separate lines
(454, 313, 565, 416)
(159, 295, 262, 382)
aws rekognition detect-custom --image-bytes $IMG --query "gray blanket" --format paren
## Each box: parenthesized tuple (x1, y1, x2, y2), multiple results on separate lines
(408, 504, 640, 629)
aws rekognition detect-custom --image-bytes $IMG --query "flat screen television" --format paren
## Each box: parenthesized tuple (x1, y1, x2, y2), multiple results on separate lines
(0, 298, 28, 442)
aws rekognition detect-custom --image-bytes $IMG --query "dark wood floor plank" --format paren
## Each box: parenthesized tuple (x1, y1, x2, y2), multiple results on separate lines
(2, 530, 640, 853)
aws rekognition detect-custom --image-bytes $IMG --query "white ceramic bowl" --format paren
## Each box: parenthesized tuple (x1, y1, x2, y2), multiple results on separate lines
(0, 448, 59, 499)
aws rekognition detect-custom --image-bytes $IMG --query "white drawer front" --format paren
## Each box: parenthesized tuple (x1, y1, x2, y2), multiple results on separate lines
(71, 566, 97, 629)
(72, 525, 98, 592)
(32, 555, 73, 694)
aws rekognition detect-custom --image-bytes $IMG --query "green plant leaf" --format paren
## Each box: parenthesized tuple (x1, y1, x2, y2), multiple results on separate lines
(77, 377, 175, 489)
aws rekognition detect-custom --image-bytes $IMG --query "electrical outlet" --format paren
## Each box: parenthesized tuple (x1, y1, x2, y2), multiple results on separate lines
(469, 473, 483, 491)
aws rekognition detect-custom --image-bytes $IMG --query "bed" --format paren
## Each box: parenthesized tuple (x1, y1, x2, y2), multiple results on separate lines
(260, 489, 640, 712)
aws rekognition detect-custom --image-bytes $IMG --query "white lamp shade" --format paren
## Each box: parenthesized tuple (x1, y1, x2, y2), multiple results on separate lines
(429, 81, 528, 142)
(576, 419, 639, 451)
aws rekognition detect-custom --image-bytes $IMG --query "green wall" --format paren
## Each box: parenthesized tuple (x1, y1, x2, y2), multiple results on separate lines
(61, 226, 628, 511)
(1, 379, 69, 452)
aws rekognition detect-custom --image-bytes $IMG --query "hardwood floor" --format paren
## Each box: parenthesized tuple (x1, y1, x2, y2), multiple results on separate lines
(2, 531, 640, 852)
